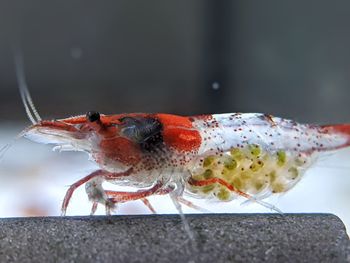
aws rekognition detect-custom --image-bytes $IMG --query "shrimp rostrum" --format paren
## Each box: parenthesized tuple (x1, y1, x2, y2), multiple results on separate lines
(22, 111, 350, 215)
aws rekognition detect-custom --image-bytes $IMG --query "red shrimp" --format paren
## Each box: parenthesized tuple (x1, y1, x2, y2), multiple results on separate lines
(6, 52, 350, 220)
(21, 112, 350, 216)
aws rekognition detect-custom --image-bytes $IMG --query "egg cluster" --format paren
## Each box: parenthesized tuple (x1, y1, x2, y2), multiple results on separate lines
(189, 144, 308, 201)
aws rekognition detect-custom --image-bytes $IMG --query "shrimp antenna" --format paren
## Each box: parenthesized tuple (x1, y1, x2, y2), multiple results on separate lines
(13, 49, 42, 124)
(0, 127, 30, 162)
(0, 48, 42, 162)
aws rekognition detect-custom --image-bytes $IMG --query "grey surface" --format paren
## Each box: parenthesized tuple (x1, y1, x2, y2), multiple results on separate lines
(0, 214, 348, 263)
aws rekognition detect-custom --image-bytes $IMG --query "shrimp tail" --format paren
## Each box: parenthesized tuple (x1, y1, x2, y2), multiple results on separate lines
(322, 124, 350, 135)
(321, 124, 350, 149)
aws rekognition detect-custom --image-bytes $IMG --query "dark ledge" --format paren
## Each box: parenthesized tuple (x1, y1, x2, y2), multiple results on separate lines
(0, 214, 349, 263)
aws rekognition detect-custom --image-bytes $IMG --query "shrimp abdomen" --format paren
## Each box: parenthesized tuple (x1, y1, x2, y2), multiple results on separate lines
(192, 113, 350, 155)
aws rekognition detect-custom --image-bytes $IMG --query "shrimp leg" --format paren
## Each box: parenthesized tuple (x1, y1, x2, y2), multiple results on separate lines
(91, 181, 209, 215)
(95, 182, 163, 214)
(140, 198, 156, 214)
(188, 177, 282, 213)
(177, 196, 211, 213)
(167, 181, 195, 241)
(88, 175, 170, 214)
(150, 186, 211, 213)
(105, 181, 163, 203)
(116, 189, 196, 214)
(90, 198, 156, 215)
(61, 168, 134, 215)
(90, 202, 98, 215)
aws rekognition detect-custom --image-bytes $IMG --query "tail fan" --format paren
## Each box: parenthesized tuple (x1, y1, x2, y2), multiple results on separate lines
(322, 124, 350, 135)
(321, 124, 350, 149)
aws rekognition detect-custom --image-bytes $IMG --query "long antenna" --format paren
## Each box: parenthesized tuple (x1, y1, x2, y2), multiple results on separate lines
(13, 48, 42, 124)
(0, 48, 43, 161)
(0, 127, 31, 161)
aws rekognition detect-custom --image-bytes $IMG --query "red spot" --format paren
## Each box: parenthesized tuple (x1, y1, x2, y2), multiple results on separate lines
(156, 114, 202, 152)
(156, 114, 193, 128)
(99, 137, 141, 165)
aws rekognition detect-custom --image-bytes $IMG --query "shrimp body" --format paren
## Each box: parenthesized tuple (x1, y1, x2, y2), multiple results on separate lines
(22, 111, 350, 214)
(12, 50, 350, 215)
(186, 113, 350, 200)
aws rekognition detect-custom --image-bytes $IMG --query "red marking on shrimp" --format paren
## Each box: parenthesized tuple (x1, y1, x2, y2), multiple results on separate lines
(263, 114, 277, 126)
(106, 181, 163, 203)
(321, 124, 350, 136)
(59, 116, 87, 124)
(156, 114, 194, 128)
(156, 114, 202, 152)
(188, 177, 250, 199)
(162, 127, 201, 152)
(99, 137, 141, 165)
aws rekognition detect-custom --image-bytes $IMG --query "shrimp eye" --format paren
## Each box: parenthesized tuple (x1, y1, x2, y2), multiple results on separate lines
(86, 111, 100, 122)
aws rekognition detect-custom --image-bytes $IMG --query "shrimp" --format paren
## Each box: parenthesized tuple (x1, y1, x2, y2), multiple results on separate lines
(5, 52, 350, 220)
(18, 111, 350, 215)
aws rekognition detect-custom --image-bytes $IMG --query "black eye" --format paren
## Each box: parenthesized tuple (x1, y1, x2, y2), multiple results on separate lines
(86, 111, 100, 122)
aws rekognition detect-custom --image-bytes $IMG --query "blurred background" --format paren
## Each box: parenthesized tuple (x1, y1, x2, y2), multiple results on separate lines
(1, 0, 350, 232)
